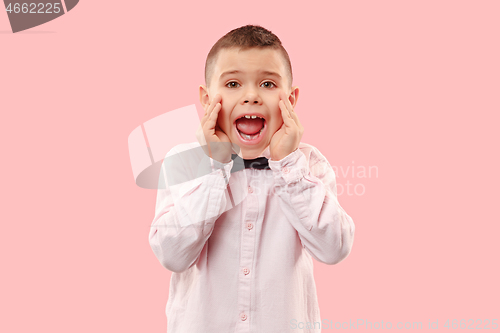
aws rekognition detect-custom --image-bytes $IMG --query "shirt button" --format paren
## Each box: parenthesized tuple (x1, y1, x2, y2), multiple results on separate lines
(283, 167, 289, 174)
(243, 267, 250, 275)
(240, 313, 247, 321)
(248, 186, 253, 193)
(246, 222, 253, 230)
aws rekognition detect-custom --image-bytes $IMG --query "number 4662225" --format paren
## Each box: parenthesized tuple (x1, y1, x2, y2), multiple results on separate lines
(6, 3, 62, 14)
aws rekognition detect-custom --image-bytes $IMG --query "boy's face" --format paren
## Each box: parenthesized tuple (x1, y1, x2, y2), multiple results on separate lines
(199, 47, 299, 159)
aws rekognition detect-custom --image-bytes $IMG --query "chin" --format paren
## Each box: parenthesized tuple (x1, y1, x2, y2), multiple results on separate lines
(238, 141, 269, 159)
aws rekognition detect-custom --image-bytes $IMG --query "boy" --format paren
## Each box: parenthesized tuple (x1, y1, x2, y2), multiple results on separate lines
(149, 25, 355, 333)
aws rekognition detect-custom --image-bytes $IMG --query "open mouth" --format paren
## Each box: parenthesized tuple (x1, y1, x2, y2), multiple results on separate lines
(234, 115, 267, 144)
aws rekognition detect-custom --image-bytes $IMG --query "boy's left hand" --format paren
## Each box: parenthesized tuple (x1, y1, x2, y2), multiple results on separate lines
(270, 91, 304, 161)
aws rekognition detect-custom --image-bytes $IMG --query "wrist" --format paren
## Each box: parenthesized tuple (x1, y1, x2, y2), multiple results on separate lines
(271, 148, 298, 162)
(212, 157, 232, 164)
(210, 151, 232, 164)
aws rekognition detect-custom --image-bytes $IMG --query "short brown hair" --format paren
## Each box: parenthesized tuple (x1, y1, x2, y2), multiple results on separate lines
(205, 25, 293, 89)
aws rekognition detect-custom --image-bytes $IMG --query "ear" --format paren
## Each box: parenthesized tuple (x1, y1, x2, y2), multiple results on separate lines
(288, 86, 300, 109)
(199, 85, 211, 111)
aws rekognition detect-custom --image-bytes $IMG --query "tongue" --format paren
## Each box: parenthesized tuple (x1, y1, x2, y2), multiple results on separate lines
(236, 118, 264, 135)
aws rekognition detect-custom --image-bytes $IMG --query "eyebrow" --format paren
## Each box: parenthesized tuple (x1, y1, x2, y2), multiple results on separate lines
(219, 70, 282, 80)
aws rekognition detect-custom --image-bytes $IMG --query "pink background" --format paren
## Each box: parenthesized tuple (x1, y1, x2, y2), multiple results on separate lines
(1, 1, 498, 332)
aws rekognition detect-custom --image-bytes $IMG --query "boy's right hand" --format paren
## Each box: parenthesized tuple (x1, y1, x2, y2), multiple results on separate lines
(196, 94, 233, 164)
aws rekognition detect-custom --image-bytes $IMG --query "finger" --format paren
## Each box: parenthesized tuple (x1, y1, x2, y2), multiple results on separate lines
(279, 91, 299, 132)
(205, 102, 222, 133)
(211, 94, 222, 110)
(200, 112, 209, 129)
(279, 90, 293, 114)
(279, 91, 301, 129)
(201, 94, 221, 126)
(206, 95, 220, 118)
(203, 94, 221, 118)
(200, 103, 213, 128)
(288, 107, 303, 130)
(279, 100, 295, 129)
(281, 91, 295, 115)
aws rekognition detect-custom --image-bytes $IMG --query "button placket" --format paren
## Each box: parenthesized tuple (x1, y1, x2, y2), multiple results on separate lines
(236, 175, 258, 332)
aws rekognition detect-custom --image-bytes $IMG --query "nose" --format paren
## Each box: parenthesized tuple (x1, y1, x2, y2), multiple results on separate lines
(244, 98, 259, 104)
(242, 87, 262, 105)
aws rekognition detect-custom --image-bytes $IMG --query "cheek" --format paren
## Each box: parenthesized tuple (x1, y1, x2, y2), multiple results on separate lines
(264, 93, 280, 106)
(270, 107, 283, 126)
(266, 95, 282, 115)
(266, 117, 282, 135)
(217, 107, 232, 129)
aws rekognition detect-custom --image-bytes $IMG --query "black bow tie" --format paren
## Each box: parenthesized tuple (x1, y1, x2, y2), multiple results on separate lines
(231, 154, 270, 170)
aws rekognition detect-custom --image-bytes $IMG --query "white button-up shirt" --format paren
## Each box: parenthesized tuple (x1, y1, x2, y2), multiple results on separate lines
(149, 141, 355, 333)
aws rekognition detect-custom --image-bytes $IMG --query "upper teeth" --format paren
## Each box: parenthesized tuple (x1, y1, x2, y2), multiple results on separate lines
(243, 115, 263, 119)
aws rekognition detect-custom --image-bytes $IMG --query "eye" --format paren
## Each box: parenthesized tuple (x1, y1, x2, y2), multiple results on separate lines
(261, 81, 276, 89)
(226, 81, 240, 88)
